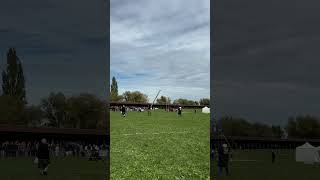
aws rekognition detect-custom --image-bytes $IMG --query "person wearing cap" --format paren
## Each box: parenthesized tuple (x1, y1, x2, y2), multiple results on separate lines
(178, 107, 182, 116)
(37, 138, 50, 176)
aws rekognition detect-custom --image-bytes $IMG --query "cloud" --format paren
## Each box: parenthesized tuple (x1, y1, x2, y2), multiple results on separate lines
(214, 0, 320, 124)
(0, 0, 108, 104)
(111, 0, 210, 101)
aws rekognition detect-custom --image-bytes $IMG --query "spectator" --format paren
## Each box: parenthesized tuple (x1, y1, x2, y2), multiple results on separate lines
(37, 138, 50, 176)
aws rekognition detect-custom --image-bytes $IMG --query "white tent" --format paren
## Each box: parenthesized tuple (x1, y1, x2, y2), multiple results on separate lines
(295, 142, 320, 164)
(315, 146, 320, 162)
(202, 106, 210, 114)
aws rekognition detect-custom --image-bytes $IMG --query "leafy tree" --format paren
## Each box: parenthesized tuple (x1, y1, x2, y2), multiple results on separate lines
(110, 76, 120, 101)
(2, 48, 26, 103)
(199, 98, 210, 106)
(218, 116, 284, 138)
(286, 115, 320, 139)
(0, 95, 25, 125)
(41, 92, 68, 128)
(173, 98, 197, 106)
(271, 125, 284, 138)
(122, 91, 148, 103)
(23, 105, 44, 127)
(156, 96, 171, 105)
(67, 94, 105, 129)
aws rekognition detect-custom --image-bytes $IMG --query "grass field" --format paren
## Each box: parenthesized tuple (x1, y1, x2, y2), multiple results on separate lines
(213, 149, 320, 180)
(0, 157, 106, 180)
(110, 109, 210, 180)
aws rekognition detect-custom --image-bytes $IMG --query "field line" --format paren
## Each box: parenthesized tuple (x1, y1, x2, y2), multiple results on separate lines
(231, 160, 260, 162)
(112, 131, 195, 137)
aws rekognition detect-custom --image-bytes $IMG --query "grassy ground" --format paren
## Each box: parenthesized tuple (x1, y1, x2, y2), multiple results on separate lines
(0, 157, 106, 180)
(213, 149, 320, 180)
(110, 109, 210, 180)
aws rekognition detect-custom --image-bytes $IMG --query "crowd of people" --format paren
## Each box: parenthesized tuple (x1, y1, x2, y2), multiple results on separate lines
(110, 105, 181, 114)
(110, 105, 149, 112)
(0, 139, 109, 160)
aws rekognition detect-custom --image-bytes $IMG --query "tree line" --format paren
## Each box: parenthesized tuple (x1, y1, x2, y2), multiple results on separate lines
(0, 48, 106, 129)
(110, 76, 210, 106)
(217, 115, 320, 139)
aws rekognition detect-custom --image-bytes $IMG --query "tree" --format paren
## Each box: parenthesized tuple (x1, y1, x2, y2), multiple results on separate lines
(173, 98, 197, 106)
(41, 92, 67, 128)
(271, 125, 284, 138)
(0, 95, 25, 125)
(23, 105, 44, 127)
(110, 76, 120, 101)
(2, 48, 26, 103)
(199, 98, 210, 106)
(286, 116, 297, 137)
(217, 116, 284, 138)
(67, 94, 105, 129)
(122, 91, 148, 103)
(286, 115, 320, 139)
(156, 96, 171, 105)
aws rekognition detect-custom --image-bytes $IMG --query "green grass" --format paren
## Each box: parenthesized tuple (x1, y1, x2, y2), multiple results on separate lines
(213, 149, 320, 180)
(0, 157, 106, 180)
(110, 109, 210, 180)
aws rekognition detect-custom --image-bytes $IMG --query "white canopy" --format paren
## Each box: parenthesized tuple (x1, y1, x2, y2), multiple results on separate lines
(295, 142, 320, 164)
(202, 106, 210, 114)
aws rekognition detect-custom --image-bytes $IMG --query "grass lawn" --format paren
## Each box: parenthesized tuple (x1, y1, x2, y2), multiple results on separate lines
(213, 149, 320, 180)
(0, 157, 106, 180)
(110, 109, 210, 180)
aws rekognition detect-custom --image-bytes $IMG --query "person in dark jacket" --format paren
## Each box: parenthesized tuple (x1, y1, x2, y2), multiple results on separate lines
(121, 105, 126, 117)
(147, 105, 151, 116)
(218, 143, 230, 176)
(177, 107, 182, 116)
(272, 150, 276, 163)
(37, 138, 50, 176)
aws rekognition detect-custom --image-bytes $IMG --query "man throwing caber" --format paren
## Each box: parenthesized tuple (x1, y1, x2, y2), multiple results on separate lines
(37, 138, 50, 176)
(121, 105, 126, 117)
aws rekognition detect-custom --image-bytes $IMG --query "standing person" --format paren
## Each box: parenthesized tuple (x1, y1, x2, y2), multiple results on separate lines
(178, 107, 182, 116)
(217, 143, 224, 176)
(37, 138, 50, 176)
(121, 105, 126, 117)
(0, 142, 4, 158)
(272, 150, 276, 163)
(218, 143, 230, 176)
(55, 144, 59, 157)
(147, 105, 151, 116)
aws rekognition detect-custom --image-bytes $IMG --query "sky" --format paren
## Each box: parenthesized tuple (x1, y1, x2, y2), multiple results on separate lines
(213, 0, 320, 125)
(111, 0, 210, 102)
(0, 0, 108, 105)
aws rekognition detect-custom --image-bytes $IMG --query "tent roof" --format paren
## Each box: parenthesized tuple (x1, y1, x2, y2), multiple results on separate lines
(297, 142, 315, 149)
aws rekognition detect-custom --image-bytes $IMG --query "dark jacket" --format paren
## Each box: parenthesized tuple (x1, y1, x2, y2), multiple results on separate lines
(37, 143, 49, 160)
(121, 107, 126, 113)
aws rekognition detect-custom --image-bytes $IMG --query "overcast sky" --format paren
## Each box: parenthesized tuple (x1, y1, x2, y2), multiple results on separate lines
(111, 0, 210, 102)
(214, 0, 320, 125)
(0, 0, 108, 105)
